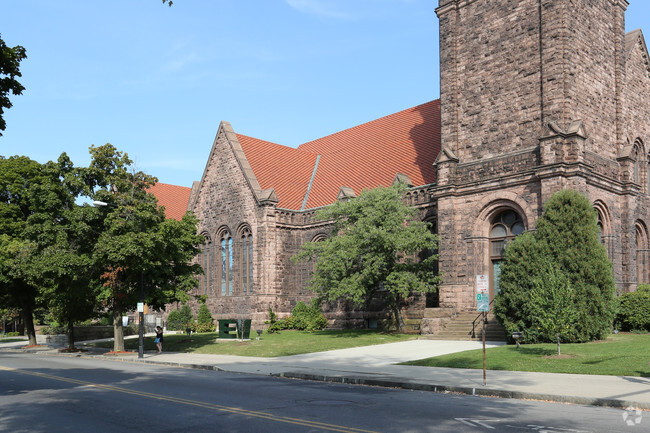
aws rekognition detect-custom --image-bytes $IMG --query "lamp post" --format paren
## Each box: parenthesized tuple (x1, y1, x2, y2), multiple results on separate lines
(93, 200, 145, 359)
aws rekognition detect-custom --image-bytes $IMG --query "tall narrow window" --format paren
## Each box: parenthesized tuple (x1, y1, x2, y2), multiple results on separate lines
(228, 237, 233, 295)
(636, 222, 648, 285)
(248, 233, 253, 293)
(200, 237, 211, 295)
(240, 227, 253, 294)
(634, 145, 641, 185)
(220, 230, 232, 296)
(205, 241, 211, 295)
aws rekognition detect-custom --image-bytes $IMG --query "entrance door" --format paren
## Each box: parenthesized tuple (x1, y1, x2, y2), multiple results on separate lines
(489, 210, 525, 302)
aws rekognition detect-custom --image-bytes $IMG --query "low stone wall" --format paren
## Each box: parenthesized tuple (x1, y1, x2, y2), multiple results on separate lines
(36, 334, 68, 345)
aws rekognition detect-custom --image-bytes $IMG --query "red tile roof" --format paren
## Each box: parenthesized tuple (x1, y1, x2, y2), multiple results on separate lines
(149, 182, 192, 220)
(238, 100, 440, 210)
(236, 134, 318, 210)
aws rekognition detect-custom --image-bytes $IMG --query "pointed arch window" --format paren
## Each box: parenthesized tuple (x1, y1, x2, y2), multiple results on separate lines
(633, 144, 642, 185)
(636, 222, 648, 285)
(200, 236, 212, 295)
(239, 226, 253, 294)
(219, 230, 233, 296)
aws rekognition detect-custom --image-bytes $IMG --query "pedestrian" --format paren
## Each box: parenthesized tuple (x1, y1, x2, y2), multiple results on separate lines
(155, 326, 163, 354)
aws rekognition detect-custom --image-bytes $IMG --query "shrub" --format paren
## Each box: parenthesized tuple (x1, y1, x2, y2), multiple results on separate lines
(167, 304, 195, 331)
(41, 325, 66, 335)
(196, 304, 215, 332)
(615, 289, 650, 332)
(291, 301, 328, 331)
(267, 302, 327, 333)
(495, 189, 616, 343)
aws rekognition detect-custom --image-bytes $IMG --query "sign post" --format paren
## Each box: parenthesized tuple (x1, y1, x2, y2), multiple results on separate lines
(476, 275, 489, 386)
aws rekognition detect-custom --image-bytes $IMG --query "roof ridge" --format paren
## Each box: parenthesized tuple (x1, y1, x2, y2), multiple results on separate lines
(236, 133, 318, 156)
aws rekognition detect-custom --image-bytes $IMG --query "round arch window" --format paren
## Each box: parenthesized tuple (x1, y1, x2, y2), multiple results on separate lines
(490, 209, 525, 297)
(490, 210, 524, 258)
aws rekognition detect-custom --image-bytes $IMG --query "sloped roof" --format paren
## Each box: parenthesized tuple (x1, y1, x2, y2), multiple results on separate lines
(149, 182, 192, 220)
(236, 134, 318, 210)
(626, 29, 644, 56)
(237, 100, 440, 210)
(299, 100, 440, 208)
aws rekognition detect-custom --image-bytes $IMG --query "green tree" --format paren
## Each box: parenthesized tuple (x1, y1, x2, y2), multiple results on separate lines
(527, 262, 578, 355)
(0, 34, 27, 136)
(0, 156, 72, 345)
(293, 183, 440, 331)
(37, 203, 105, 350)
(495, 189, 616, 343)
(196, 303, 215, 332)
(89, 144, 203, 351)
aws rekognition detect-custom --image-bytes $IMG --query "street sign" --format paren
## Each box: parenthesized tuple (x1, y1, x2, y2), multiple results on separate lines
(476, 274, 489, 312)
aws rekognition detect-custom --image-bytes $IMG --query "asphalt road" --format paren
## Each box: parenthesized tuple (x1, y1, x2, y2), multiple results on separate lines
(0, 352, 643, 433)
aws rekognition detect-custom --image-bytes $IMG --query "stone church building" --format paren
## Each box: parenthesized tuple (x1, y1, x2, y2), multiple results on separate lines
(164, 0, 650, 332)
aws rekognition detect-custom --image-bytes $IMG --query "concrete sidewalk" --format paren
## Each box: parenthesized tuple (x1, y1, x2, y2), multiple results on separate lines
(1, 338, 648, 410)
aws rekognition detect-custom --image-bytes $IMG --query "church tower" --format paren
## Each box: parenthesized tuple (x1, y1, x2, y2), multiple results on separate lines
(432, 0, 646, 312)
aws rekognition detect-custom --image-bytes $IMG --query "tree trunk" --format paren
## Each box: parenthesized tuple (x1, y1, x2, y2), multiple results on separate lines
(113, 311, 125, 352)
(557, 334, 561, 356)
(22, 304, 37, 346)
(391, 302, 405, 332)
(66, 318, 75, 350)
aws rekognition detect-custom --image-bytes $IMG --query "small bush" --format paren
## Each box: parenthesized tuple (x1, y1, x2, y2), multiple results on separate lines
(615, 289, 650, 332)
(167, 304, 195, 331)
(41, 325, 66, 335)
(196, 304, 215, 332)
(267, 302, 327, 333)
(4, 332, 20, 337)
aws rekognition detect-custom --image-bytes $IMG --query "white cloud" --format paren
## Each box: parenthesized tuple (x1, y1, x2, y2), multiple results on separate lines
(285, 0, 352, 19)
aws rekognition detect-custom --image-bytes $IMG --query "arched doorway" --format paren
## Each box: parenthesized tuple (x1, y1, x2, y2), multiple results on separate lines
(489, 209, 525, 301)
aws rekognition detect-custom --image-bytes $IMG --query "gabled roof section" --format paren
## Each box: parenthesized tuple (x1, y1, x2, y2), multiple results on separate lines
(228, 100, 440, 211)
(237, 134, 318, 210)
(297, 100, 440, 209)
(149, 182, 192, 221)
(626, 29, 646, 57)
(626, 29, 650, 77)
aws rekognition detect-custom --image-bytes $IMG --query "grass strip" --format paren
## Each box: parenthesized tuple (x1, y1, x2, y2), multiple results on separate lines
(402, 333, 650, 377)
(92, 329, 417, 357)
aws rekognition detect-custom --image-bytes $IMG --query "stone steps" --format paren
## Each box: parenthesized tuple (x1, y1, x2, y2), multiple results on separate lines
(420, 310, 506, 341)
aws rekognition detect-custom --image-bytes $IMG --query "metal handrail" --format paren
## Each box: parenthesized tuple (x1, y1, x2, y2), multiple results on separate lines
(471, 299, 494, 338)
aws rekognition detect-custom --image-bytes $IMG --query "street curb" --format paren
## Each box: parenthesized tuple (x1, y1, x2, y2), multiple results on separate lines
(273, 372, 650, 411)
(3, 347, 648, 411)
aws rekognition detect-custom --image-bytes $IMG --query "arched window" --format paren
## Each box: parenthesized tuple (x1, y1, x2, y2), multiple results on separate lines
(239, 226, 253, 294)
(490, 210, 525, 296)
(200, 235, 211, 295)
(636, 222, 648, 285)
(219, 230, 233, 296)
(633, 144, 642, 185)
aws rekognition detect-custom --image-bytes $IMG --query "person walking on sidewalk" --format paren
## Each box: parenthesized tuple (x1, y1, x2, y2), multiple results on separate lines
(155, 326, 164, 354)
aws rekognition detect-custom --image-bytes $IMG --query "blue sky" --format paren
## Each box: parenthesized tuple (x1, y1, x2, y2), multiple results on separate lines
(1, 0, 649, 188)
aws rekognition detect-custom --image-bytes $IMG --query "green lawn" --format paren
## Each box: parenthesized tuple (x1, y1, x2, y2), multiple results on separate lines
(0, 337, 27, 343)
(93, 329, 417, 357)
(402, 333, 650, 377)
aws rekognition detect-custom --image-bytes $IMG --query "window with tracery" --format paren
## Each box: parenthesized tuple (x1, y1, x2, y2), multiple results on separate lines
(200, 236, 212, 295)
(219, 230, 233, 296)
(239, 227, 253, 294)
(490, 210, 525, 295)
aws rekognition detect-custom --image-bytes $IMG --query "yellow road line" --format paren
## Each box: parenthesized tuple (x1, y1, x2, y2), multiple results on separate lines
(0, 365, 380, 433)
